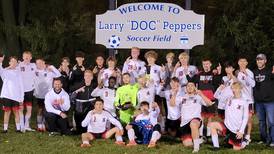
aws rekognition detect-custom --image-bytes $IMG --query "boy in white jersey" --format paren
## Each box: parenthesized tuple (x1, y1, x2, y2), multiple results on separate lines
(80, 98, 125, 147)
(122, 47, 146, 83)
(179, 82, 214, 153)
(126, 101, 161, 148)
(173, 52, 198, 88)
(18, 51, 36, 132)
(236, 56, 255, 144)
(91, 76, 117, 117)
(157, 77, 183, 137)
(0, 56, 24, 133)
(136, 75, 155, 108)
(209, 82, 249, 151)
(34, 57, 61, 131)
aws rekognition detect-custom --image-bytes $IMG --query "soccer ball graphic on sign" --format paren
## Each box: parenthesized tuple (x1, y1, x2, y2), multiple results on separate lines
(108, 35, 120, 48)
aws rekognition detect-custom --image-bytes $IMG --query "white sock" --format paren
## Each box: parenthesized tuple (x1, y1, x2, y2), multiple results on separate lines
(128, 128, 135, 141)
(83, 141, 89, 144)
(207, 126, 211, 136)
(16, 123, 20, 130)
(115, 135, 123, 142)
(245, 134, 250, 140)
(199, 124, 204, 136)
(4, 124, 8, 130)
(211, 134, 220, 148)
(193, 139, 200, 151)
(25, 115, 31, 128)
(151, 131, 161, 142)
(20, 113, 24, 129)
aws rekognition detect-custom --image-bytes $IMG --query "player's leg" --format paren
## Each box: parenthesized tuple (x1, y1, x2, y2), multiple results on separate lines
(126, 124, 137, 146)
(3, 109, 11, 132)
(209, 122, 224, 149)
(13, 107, 21, 131)
(148, 124, 161, 148)
(105, 127, 125, 145)
(190, 119, 202, 153)
(81, 132, 94, 147)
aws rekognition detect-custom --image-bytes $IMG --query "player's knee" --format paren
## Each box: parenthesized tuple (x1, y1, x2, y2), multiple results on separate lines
(183, 139, 193, 147)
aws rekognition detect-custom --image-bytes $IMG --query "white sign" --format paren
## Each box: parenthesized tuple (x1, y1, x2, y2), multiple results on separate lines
(96, 2, 205, 49)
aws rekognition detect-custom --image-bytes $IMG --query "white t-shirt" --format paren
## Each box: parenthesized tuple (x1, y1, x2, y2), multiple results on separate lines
(18, 62, 36, 92)
(173, 65, 198, 87)
(122, 59, 146, 83)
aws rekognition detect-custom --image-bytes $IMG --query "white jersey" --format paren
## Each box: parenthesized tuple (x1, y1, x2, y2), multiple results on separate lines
(122, 59, 146, 83)
(91, 87, 116, 116)
(214, 86, 233, 110)
(224, 97, 249, 134)
(158, 89, 183, 120)
(18, 62, 36, 92)
(34, 66, 61, 99)
(100, 68, 121, 87)
(237, 69, 255, 100)
(145, 64, 165, 87)
(180, 94, 206, 127)
(137, 86, 155, 108)
(82, 110, 123, 133)
(173, 65, 198, 87)
(0, 66, 24, 102)
(45, 89, 70, 115)
(135, 107, 160, 126)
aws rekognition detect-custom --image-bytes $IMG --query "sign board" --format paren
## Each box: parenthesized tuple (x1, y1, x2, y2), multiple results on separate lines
(96, 2, 205, 49)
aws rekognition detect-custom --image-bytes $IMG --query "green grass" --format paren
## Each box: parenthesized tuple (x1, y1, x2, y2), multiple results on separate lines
(0, 113, 272, 154)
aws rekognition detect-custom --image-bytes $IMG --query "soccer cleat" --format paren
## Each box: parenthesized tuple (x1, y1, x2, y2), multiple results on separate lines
(25, 127, 36, 132)
(210, 147, 220, 151)
(2, 130, 8, 133)
(192, 149, 199, 153)
(48, 132, 60, 136)
(115, 141, 126, 146)
(126, 140, 137, 147)
(148, 141, 156, 148)
(269, 143, 274, 147)
(80, 143, 91, 148)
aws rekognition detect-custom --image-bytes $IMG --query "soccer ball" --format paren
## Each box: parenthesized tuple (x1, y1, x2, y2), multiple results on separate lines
(108, 35, 120, 48)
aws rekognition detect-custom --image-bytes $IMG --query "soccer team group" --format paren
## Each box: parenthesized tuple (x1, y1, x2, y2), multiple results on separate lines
(0, 47, 273, 153)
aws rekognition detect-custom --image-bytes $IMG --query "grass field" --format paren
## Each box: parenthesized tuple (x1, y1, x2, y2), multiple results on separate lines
(0, 113, 273, 154)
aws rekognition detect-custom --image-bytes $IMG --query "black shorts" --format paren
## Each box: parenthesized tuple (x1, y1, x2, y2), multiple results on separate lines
(179, 118, 202, 141)
(217, 109, 225, 119)
(219, 122, 242, 147)
(166, 118, 180, 132)
(89, 131, 107, 139)
(23, 91, 34, 106)
(36, 98, 45, 108)
(2, 98, 20, 111)
(201, 102, 217, 118)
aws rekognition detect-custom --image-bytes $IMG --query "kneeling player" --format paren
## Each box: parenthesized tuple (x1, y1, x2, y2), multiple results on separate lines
(81, 98, 125, 147)
(179, 82, 214, 153)
(126, 101, 161, 148)
(209, 82, 249, 151)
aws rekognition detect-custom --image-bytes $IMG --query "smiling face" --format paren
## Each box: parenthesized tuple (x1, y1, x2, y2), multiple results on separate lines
(61, 59, 70, 67)
(9, 57, 18, 69)
(107, 60, 116, 68)
(94, 100, 104, 112)
(84, 71, 93, 83)
(36, 59, 46, 69)
(53, 79, 63, 92)
(170, 80, 179, 90)
(96, 56, 104, 66)
(131, 48, 140, 59)
(108, 78, 116, 88)
(256, 59, 266, 69)
(225, 66, 234, 75)
(179, 55, 189, 66)
(122, 74, 131, 84)
(202, 60, 212, 72)
(140, 103, 149, 114)
(23, 53, 32, 63)
(238, 58, 248, 69)
(186, 82, 196, 94)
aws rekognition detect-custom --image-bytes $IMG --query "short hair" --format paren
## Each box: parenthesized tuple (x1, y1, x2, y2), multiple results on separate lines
(179, 52, 189, 59)
(166, 52, 175, 59)
(95, 98, 104, 104)
(131, 47, 140, 51)
(238, 55, 248, 61)
(84, 69, 93, 75)
(224, 61, 234, 68)
(36, 57, 45, 62)
(23, 51, 32, 56)
(62, 57, 70, 63)
(171, 77, 179, 83)
(53, 77, 62, 83)
(109, 76, 117, 81)
(145, 50, 158, 59)
(106, 56, 117, 63)
(75, 51, 85, 58)
(231, 82, 242, 90)
(140, 101, 149, 107)
(202, 58, 211, 62)
(122, 72, 131, 77)
(9, 56, 18, 61)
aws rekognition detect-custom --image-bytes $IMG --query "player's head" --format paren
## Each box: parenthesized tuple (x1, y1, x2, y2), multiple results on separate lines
(36, 57, 46, 69)
(22, 51, 32, 63)
(122, 73, 131, 84)
(140, 101, 149, 114)
(131, 47, 140, 59)
(186, 82, 196, 94)
(84, 70, 93, 83)
(94, 98, 104, 112)
(53, 77, 63, 92)
(9, 56, 18, 68)
(166, 52, 175, 63)
(96, 55, 104, 66)
(231, 82, 242, 96)
(106, 56, 116, 68)
(238, 56, 248, 69)
(75, 51, 85, 64)
(61, 57, 70, 67)
(108, 76, 116, 88)
(178, 52, 189, 65)
(256, 53, 267, 69)
(145, 50, 158, 64)
(137, 75, 147, 87)
(202, 58, 212, 72)
(170, 77, 180, 90)
(224, 61, 235, 75)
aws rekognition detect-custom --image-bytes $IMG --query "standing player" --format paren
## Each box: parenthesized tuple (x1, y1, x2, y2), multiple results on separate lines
(59, 57, 71, 93)
(209, 82, 249, 151)
(122, 47, 146, 84)
(34, 58, 61, 131)
(136, 75, 155, 108)
(80, 98, 125, 147)
(90, 55, 105, 86)
(0, 56, 24, 133)
(179, 82, 214, 153)
(18, 51, 36, 132)
(70, 51, 86, 92)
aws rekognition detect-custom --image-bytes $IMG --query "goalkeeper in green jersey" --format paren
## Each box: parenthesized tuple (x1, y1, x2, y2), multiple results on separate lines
(115, 73, 139, 125)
